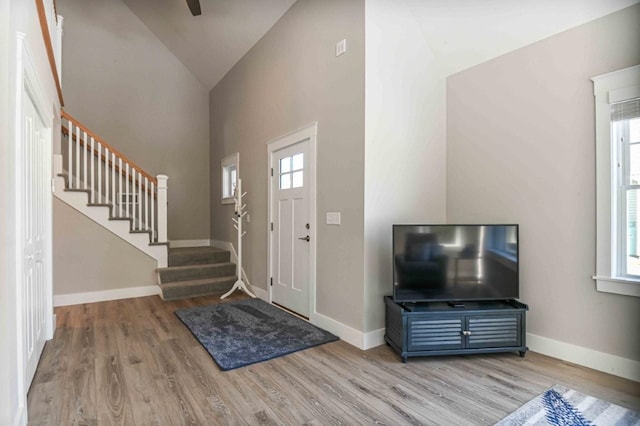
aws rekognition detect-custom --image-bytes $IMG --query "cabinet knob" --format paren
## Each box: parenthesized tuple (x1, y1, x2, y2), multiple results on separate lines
(462, 330, 472, 336)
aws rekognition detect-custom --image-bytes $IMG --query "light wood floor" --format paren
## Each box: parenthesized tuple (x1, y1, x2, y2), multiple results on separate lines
(28, 294, 640, 425)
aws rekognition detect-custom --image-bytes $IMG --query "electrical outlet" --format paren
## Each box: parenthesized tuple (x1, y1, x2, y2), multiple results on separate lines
(336, 39, 347, 57)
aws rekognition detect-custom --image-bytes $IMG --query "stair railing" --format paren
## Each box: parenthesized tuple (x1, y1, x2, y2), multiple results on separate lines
(60, 110, 168, 243)
(36, 0, 64, 105)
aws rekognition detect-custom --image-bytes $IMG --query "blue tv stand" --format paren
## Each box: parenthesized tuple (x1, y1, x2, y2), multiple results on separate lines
(384, 296, 528, 363)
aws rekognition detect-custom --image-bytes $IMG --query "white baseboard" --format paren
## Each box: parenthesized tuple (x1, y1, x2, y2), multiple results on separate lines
(252, 285, 268, 301)
(54, 285, 160, 307)
(309, 312, 384, 350)
(170, 239, 211, 248)
(311, 311, 363, 348)
(49, 313, 57, 338)
(363, 328, 386, 350)
(527, 333, 640, 382)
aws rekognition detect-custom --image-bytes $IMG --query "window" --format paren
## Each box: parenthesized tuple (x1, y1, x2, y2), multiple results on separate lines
(221, 153, 239, 204)
(279, 153, 304, 190)
(613, 104, 640, 277)
(592, 65, 640, 297)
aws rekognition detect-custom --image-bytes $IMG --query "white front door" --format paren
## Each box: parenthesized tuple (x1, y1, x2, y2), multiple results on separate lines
(270, 135, 313, 317)
(21, 87, 51, 388)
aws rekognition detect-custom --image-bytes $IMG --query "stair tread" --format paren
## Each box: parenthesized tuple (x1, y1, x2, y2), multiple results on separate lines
(169, 246, 227, 254)
(157, 262, 234, 272)
(160, 276, 236, 288)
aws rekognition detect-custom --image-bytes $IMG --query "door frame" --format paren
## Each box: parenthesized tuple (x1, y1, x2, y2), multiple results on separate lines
(14, 33, 55, 399)
(267, 123, 317, 320)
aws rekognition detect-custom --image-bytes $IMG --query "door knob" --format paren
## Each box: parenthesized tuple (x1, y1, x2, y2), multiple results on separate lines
(298, 236, 310, 242)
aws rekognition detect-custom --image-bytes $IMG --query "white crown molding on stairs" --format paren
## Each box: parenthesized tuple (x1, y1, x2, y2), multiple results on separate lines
(53, 154, 167, 267)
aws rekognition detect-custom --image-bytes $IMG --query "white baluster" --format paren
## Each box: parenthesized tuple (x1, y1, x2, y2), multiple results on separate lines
(157, 175, 168, 243)
(75, 125, 80, 188)
(144, 177, 149, 232)
(97, 142, 102, 203)
(150, 182, 155, 242)
(118, 158, 123, 217)
(90, 136, 95, 202)
(112, 152, 116, 214)
(83, 131, 88, 190)
(125, 164, 130, 218)
(137, 172, 142, 230)
(104, 147, 109, 205)
(67, 121, 73, 188)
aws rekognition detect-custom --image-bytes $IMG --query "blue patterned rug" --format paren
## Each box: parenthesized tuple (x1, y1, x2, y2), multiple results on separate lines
(497, 384, 640, 425)
(175, 298, 338, 371)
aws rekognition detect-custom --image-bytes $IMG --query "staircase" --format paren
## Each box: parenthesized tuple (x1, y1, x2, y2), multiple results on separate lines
(56, 110, 169, 267)
(56, 111, 240, 300)
(158, 247, 237, 300)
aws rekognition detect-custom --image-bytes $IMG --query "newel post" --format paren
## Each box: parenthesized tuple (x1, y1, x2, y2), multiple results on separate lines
(157, 174, 168, 243)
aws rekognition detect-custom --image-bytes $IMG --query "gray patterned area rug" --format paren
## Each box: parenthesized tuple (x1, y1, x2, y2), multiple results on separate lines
(175, 298, 338, 371)
(497, 384, 640, 425)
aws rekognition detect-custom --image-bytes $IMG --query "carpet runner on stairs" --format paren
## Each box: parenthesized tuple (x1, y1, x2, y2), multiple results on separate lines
(158, 246, 236, 300)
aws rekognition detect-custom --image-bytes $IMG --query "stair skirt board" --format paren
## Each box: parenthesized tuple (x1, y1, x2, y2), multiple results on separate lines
(53, 175, 167, 268)
(54, 285, 160, 307)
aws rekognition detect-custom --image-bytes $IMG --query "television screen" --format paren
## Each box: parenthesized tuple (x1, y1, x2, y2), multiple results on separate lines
(393, 224, 519, 303)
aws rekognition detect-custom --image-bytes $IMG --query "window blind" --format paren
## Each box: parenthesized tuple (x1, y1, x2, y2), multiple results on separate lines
(611, 98, 640, 122)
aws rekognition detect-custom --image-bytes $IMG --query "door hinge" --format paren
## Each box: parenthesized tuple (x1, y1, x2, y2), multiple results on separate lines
(270, 277, 273, 286)
(271, 222, 273, 231)
(271, 168, 274, 177)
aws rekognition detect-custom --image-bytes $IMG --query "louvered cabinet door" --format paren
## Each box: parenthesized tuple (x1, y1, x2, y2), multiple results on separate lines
(465, 314, 522, 349)
(407, 318, 464, 352)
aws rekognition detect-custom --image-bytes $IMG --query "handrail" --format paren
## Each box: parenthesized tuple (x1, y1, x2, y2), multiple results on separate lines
(60, 109, 167, 244)
(61, 126, 157, 198)
(35, 0, 64, 106)
(61, 110, 157, 185)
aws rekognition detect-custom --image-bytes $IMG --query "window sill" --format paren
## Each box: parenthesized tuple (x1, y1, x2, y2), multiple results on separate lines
(222, 197, 235, 205)
(592, 276, 640, 297)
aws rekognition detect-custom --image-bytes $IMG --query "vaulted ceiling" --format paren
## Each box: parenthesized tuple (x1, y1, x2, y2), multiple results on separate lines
(121, 0, 296, 90)
(121, 0, 638, 91)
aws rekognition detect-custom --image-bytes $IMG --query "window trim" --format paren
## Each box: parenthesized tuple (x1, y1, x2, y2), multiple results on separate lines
(592, 65, 640, 297)
(221, 152, 239, 205)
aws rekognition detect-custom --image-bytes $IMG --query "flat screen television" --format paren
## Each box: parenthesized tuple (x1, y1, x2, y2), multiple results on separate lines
(393, 224, 519, 303)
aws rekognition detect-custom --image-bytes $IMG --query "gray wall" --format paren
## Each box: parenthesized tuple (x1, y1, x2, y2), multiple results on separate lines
(53, 199, 157, 295)
(210, 0, 366, 330)
(57, 0, 210, 240)
(447, 5, 640, 361)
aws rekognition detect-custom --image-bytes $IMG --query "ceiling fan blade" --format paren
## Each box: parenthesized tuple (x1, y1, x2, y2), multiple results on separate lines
(185, 0, 201, 16)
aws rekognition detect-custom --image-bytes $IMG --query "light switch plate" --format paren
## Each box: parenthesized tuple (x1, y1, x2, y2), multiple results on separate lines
(336, 39, 347, 57)
(326, 212, 341, 225)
